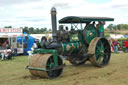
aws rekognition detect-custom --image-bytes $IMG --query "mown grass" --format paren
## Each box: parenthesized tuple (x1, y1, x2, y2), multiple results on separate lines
(105, 30, 128, 35)
(0, 53, 128, 85)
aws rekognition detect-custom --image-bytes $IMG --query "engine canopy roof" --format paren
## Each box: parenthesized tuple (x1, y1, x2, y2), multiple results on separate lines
(59, 16, 114, 23)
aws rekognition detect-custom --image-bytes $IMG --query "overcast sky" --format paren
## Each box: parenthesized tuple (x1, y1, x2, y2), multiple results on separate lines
(0, 0, 128, 29)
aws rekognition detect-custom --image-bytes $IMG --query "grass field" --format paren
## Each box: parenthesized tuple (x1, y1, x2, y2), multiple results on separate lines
(0, 53, 128, 85)
(105, 30, 128, 34)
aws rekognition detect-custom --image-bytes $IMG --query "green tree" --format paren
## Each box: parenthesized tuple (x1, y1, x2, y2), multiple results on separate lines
(35, 28, 40, 34)
(40, 28, 47, 33)
(113, 25, 117, 30)
(117, 24, 121, 30)
(29, 27, 34, 34)
(107, 24, 114, 30)
(48, 29, 52, 33)
(124, 24, 128, 30)
(23, 26, 29, 34)
(4, 26, 12, 28)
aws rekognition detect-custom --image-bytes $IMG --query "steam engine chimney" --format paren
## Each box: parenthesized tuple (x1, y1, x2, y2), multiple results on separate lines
(51, 7, 57, 42)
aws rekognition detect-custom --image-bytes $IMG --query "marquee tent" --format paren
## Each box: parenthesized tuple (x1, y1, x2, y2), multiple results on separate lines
(17, 33, 35, 55)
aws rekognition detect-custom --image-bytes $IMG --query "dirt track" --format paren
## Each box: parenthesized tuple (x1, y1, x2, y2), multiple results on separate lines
(59, 53, 128, 85)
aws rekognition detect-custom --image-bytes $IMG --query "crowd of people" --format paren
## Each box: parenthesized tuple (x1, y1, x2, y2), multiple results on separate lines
(110, 38, 128, 53)
(0, 40, 13, 61)
(1, 45, 13, 60)
(0, 39, 19, 61)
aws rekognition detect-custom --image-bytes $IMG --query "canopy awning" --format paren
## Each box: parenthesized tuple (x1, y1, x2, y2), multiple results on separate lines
(59, 16, 114, 23)
(0, 33, 24, 38)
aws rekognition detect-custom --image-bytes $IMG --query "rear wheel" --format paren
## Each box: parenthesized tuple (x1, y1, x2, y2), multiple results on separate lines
(88, 37, 111, 67)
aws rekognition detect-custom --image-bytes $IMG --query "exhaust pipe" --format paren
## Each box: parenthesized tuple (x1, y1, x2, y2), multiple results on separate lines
(51, 7, 57, 42)
(42, 7, 61, 49)
(41, 7, 61, 49)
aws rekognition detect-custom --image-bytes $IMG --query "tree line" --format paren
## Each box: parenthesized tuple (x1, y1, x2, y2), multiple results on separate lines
(21, 26, 51, 34)
(4, 26, 51, 34)
(3, 23, 128, 34)
(106, 24, 128, 30)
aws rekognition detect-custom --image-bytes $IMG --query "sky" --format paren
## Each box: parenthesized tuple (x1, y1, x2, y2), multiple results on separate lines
(0, 0, 128, 29)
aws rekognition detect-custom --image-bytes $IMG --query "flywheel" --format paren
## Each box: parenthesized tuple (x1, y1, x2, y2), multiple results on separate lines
(83, 24, 98, 45)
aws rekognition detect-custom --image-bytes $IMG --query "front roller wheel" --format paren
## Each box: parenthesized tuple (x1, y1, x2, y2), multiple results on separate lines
(88, 37, 111, 67)
(29, 54, 63, 78)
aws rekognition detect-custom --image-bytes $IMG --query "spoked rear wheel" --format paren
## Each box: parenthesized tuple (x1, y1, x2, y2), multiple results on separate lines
(88, 37, 111, 67)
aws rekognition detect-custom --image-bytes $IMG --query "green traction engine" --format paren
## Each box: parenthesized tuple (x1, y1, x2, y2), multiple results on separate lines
(26, 7, 114, 78)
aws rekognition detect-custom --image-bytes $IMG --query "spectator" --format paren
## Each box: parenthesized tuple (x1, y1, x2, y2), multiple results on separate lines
(33, 41, 37, 49)
(110, 38, 114, 52)
(0, 42, 3, 46)
(1, 45, 12, 61)
(112, 39, 120, 53)
(12, 40, 17, 56)
(96, 21, 105, 37)
(7, 45, 13, 60)
(27, 45, 34, 59)
(31, 46, 34, 53)
(2, 39, 8, 47)
(40, 36, 47, 48)
(48, 38, 52, 43)
(1, 51, 5, 61)
(124, 39, 128, 52)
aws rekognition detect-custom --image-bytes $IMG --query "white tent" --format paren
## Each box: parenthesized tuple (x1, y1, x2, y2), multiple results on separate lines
(110, 34, 124, 39)
(30, 34, 52, 41)
(0, 28, 24, 54)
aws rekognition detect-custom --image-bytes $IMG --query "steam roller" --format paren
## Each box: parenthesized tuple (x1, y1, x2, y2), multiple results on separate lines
(26, 7, 114, 78)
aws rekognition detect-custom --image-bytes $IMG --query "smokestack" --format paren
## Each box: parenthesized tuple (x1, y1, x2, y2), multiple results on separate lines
(51, 7, 57, 42)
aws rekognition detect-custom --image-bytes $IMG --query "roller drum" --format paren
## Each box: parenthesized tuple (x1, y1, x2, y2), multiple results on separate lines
(29, 54, 63, 78)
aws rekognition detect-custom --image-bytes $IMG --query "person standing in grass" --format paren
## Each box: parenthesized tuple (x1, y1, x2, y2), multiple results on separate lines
(110, 38, 114, 52)
(12, 40, 17, 56)
(27, 46, 34, 59)
(124, 39, 128, 52)
(112, 39, 120, 53)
